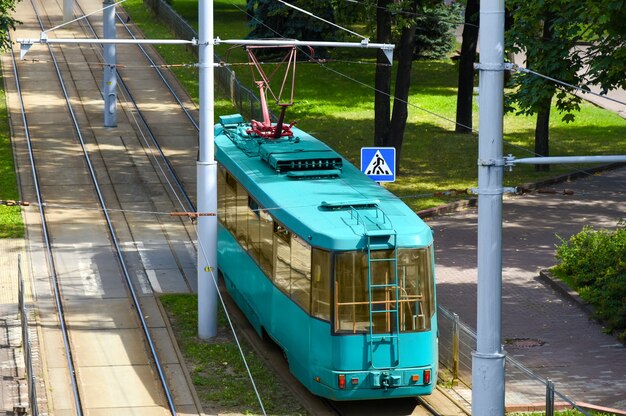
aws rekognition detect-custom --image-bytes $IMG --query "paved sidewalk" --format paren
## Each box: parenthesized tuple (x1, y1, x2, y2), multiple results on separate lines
(427, 167, 626, 409)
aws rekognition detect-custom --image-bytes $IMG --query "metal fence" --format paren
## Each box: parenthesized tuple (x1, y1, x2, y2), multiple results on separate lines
(142, 0, 271, 122)
(18, 255, 38, 416)
(438, 305, 592, 415)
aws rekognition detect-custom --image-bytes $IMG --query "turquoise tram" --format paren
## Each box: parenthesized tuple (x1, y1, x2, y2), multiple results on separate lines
(215, 114, 438, 400)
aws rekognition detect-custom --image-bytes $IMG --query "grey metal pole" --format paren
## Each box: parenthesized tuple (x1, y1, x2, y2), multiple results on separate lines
(472, 0, 506, 414)
(197, 0, 218, 339)
(103, 0, 117, 127)
(63, 0, 73, 23)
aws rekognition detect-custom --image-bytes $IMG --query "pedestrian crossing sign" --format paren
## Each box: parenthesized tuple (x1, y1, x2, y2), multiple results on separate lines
(361, 147, 396, 182)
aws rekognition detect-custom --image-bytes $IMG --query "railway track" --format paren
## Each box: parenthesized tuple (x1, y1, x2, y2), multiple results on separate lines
(7, 0, 203, 413)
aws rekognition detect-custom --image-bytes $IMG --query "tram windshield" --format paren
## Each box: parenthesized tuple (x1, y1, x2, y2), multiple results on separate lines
(334, 247, 434, 334)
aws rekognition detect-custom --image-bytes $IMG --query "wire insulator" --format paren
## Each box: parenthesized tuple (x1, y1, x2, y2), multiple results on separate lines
(0, 200, 30, 206)
(169, 212, 216, 218)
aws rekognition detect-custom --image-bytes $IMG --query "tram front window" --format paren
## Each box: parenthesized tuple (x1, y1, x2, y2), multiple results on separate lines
(334, 247, 434, 334)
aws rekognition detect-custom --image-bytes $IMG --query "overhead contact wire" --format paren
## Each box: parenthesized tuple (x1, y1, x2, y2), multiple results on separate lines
(514, 65, 626, 108)
(276, 0, 368, 40)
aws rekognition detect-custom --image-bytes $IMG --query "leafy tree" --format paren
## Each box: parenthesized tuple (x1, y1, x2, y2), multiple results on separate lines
(0, 0, 20, 51)
(246, 0, 335, 48)
(505, 0, 588, 171)
(585, 0, 626, 92)
(370, 0, 461, 172)
(412, 2, 462, 59)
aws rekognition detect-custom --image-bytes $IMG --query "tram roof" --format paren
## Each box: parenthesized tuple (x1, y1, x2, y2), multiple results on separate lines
(214, 118, 432, 251)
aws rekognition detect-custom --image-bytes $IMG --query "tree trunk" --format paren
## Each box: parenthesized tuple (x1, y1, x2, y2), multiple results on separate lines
(534, 95, 552, 172)
(455, 0, 479, 134)
(534, 12, 556, 172)
(388, 21, 418, 174)
(374, 0, 393, 146)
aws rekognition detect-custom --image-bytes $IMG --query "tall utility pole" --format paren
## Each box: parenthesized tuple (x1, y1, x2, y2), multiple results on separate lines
(103, 0, 117, 127)
(64, 0, 73, 23)
(197, 0, 218, 339)
(472, 0, 506, 414)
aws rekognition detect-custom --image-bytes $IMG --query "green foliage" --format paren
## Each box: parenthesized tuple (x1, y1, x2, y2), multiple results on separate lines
(0, 0, 20, 51)
(412, 2, 463, 60)
(246, 0, 335, 57)
(505, 1, 587, 122)
(334, 0, 462, 60)
(0, 70, 24, 238)
(585, 0, 626, 92)
(554, 222, 626, 341)
(159, 294, 308, 414)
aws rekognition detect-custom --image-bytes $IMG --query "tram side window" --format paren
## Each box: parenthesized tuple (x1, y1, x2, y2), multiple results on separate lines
(397, 247, 434, 332)
(259, 209, 274, 278)
(217, 165, 226, 218)
(274, 223, 291, 294)
(224, 171, 237, 232)
(290, 235, 311, 313)
(248, 197, 261, 263)
(236, 182, 248, 249)
(311, 248, 331, 321)
(335, 251, 369, 333)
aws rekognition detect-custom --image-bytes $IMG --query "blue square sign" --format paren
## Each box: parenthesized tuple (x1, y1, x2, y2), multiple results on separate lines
(361, 147, 396, 182)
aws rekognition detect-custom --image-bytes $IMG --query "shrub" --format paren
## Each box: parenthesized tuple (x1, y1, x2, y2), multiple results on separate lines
(554, 221, 626, 342)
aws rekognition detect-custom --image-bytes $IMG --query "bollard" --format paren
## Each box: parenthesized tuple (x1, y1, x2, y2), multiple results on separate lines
(452, 312, 460, 381)
(546, 378, 555, 416)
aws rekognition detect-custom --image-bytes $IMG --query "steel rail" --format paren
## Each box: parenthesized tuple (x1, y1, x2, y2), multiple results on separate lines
(29, 0, 178, 413)
(7, 32, 84, 416)
(73, 0, 196, 214)
(72, 0, 196, 292)
(115, 13, 200, 131)
(416, 396, 443, 416)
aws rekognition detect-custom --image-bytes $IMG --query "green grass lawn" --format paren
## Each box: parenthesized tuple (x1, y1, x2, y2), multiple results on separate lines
(125, 0, 626, 211)
(159, 294, 308, 415)
(0, 73, 24, 239)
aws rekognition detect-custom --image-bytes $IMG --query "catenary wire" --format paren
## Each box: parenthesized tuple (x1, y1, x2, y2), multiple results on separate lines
(276, 0, 368, 40)
(44, 0, 127, 33)
(514, 64, 626, 107)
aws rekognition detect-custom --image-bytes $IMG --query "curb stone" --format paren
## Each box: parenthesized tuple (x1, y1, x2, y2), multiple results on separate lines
(417, 162, 626, 219)
(536, 269, 595, 317)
